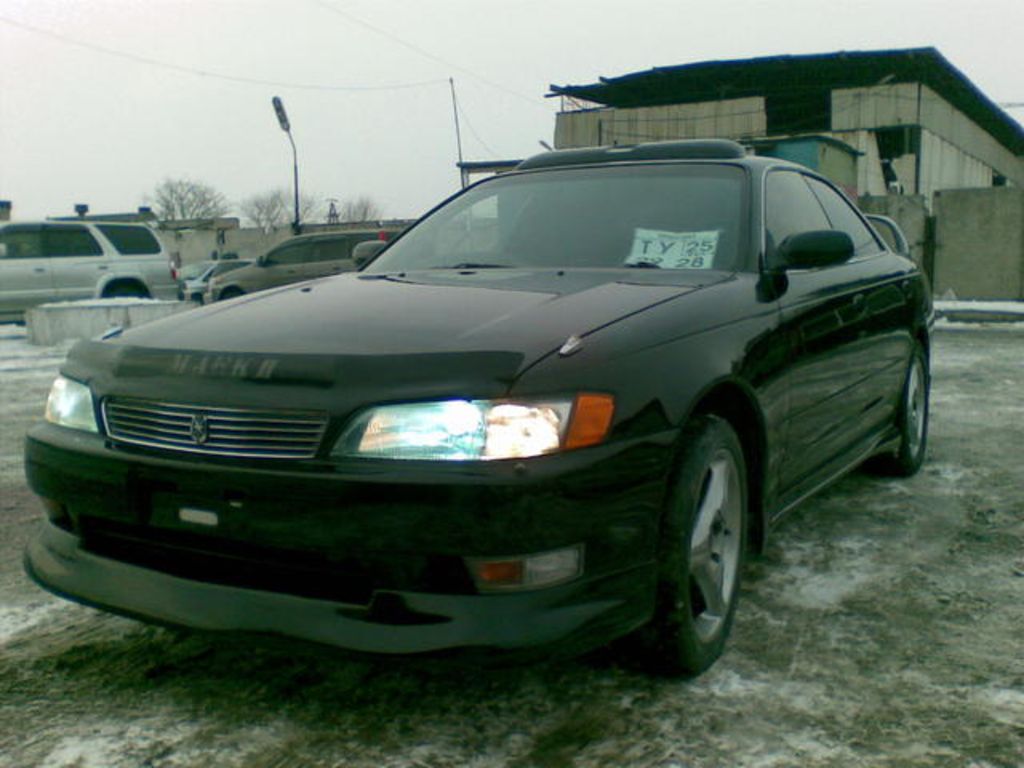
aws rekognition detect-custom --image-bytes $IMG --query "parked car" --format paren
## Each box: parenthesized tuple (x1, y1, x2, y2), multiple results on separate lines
(24, 140, 932, 676)
(178, 258, 253, 303)
(174, 260, 215, 300)
(204, 229, 396, 302)
(0, 221, 175, 322)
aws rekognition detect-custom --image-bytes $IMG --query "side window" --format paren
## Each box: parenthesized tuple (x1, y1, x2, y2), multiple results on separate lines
(765, 171, 830, 260)
(804, 177, 882, 257)
(0, 226, 44, 258)
(44, 226, 103, 257)
(314, 239, 352, 262)
(265, 244, 305, 266)
(96, 225, 161, 255)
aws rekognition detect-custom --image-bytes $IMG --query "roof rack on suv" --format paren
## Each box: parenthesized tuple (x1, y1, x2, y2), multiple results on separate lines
(517, 139, 747, 171)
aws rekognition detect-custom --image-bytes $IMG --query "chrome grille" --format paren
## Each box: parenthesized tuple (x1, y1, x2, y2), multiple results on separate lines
(102, 398, 328, 459)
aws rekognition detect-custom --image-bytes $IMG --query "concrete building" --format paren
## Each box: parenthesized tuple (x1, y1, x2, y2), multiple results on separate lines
(549, 48, 1023, 203)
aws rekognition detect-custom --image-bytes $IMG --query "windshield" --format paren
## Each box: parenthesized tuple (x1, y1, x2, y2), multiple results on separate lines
(367, 164, 747, 273)
(179, 261, 213, 280)
(210, 260, 250, 276)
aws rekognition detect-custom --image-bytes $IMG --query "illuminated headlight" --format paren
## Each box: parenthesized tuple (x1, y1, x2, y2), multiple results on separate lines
(44, 376, 98, 433)
(333, 394, 614, 461)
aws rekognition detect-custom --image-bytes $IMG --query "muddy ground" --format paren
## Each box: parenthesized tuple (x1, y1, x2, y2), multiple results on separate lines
(0, 324, 1021, 768)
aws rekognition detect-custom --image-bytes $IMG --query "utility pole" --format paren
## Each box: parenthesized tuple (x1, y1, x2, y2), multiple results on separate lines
(449, 78, 466, 189)
(272, 96, 301, 234)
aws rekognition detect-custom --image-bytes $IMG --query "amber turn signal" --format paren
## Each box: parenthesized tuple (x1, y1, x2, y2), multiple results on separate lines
(564, 393, 615, 450)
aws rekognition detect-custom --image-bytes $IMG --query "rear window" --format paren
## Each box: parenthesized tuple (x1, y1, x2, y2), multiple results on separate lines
(368, 164, 747, 273)
(97, 225, 162, 255)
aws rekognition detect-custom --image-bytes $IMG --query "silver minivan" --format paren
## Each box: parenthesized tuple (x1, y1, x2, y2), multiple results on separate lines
(0, 221, 176, 322)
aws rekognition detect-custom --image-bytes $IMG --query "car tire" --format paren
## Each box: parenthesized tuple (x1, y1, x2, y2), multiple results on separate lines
(641, 415, 747, 677)
(870, 345, 929, 477)
(217, 286, 244, 301)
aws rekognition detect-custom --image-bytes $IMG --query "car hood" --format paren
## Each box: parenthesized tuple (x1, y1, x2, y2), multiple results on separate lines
(130, 269, 724, 355)
(67, 269, 727, 402)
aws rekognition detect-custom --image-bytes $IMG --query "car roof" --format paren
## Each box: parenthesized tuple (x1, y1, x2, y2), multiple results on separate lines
(1, 220, 154, 229)
(516, 139, 801, 176)
(517, 139, 745, 170)
(273, 229, 391, 246)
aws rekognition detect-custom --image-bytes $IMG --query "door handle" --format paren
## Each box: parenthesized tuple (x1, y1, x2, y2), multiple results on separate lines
(33, 267, 46, 273)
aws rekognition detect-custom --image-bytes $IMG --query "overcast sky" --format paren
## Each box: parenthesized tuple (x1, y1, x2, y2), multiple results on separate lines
(1, 0, 1021, 223)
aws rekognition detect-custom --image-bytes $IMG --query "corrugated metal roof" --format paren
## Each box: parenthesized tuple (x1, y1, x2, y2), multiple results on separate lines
(549, 48, 1023, 155)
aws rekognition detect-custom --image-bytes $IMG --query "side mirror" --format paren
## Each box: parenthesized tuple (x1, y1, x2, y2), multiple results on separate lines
(864, 214, 910, 256)
(353, 240, 387, 268)
(773, 230, 853, 271)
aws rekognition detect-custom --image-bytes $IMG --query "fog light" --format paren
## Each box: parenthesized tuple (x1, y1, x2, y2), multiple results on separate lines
(39, 497, 71, 528)
(467, 545, 583, 592)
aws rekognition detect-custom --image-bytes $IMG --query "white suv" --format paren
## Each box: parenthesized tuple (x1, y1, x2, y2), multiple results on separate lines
(0, 221, 176, 322)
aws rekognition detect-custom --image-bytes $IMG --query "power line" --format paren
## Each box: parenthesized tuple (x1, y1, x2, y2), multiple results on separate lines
(309, 0, 550, 112)
(0, 14, 449, 92)
(452, 87, 500, 159)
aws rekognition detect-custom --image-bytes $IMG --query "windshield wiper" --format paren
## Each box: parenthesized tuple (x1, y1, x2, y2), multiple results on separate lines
(625, 260, 663, 269)
(434, 262, 509, 269)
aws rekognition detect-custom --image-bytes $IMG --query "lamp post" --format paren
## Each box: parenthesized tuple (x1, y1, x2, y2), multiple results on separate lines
(272, 96, 300, 234)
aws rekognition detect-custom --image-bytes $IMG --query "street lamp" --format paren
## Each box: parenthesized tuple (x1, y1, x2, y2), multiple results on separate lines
(272, 96, 300, 234)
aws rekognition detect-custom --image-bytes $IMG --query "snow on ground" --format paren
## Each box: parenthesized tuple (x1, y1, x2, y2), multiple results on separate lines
(934, 299, 1024, 330)
(34, 298, 178, 308)
(0, 321, 1022, 768)
(933, 299, 1024, 315)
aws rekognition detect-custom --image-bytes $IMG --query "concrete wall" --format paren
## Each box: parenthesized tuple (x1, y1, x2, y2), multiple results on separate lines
(832, 84, 1024, 191)
(832, 130, 888, 196)
(554, 97, 766, 148)
(932, 187, 1024, 299)
(27, 299, 193, 345)
(157, 228, 293, 268)
(918, 129, 993, 201)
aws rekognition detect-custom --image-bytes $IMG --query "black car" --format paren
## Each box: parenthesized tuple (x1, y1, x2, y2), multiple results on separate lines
(24, 140, 931, 676)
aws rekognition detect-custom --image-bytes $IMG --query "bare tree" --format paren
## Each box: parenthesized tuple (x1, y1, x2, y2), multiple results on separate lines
(298, 192, 323, 224)
(240, 189, 288, 232)
(337, 196, 383, 223)
(241, 188, 322, 232)
(149, 178, 230, 221)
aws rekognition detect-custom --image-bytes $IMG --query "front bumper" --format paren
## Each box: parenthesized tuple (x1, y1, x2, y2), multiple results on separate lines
(24, 423, 673, 656)
(26, 521, 648, 655)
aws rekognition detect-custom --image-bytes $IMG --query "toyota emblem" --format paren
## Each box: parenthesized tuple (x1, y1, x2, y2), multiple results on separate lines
(189, 413, 210, 445)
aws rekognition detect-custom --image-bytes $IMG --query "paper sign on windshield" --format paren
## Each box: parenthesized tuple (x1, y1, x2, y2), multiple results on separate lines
(626, 229, 719, 269)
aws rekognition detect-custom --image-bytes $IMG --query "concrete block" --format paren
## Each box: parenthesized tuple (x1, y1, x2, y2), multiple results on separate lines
(26, 299, 193, 346)
(933, 187, 1024, 300)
